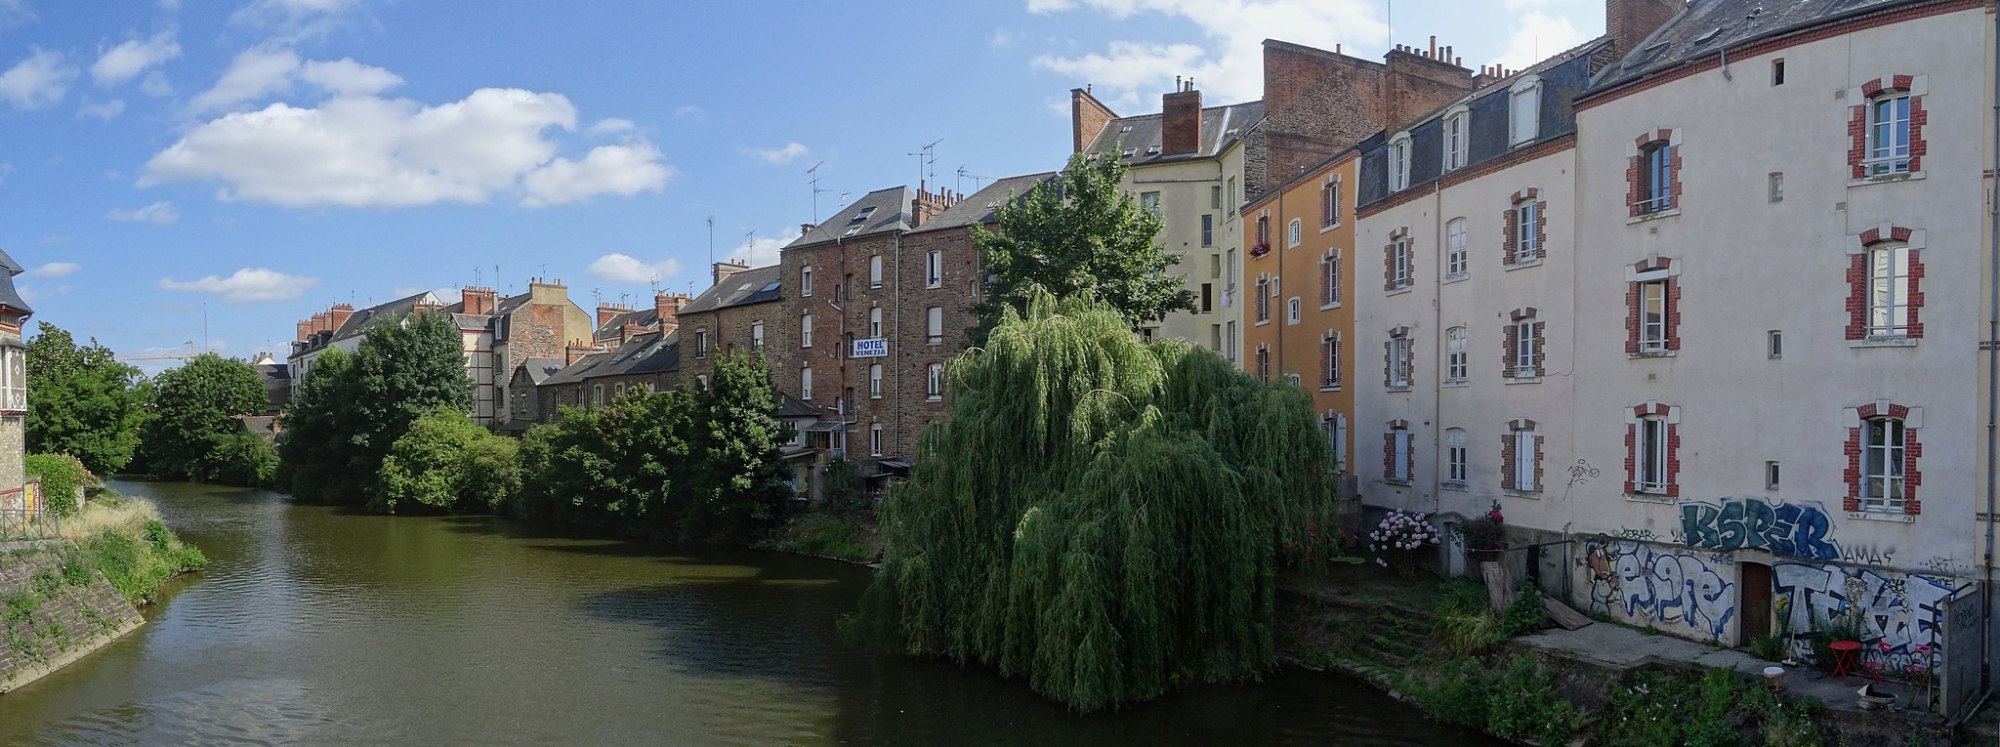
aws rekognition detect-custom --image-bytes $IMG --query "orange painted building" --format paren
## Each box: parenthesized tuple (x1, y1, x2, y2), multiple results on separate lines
(1241, 150, 1357, 474)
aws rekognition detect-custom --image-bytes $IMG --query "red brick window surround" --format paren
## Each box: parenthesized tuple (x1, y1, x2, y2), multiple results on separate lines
(1624, 402, 1680, 497)
(1255, 273, 1272, 323)
(1501, 418, 1542, 493)
(1319, 249, 1340, 308)
(1255, 343, 1271, 383)
(1384, 326, 1413, 389)
(1320, 331, 1341, 389)
(1321, 175, 1342, 228)
(1384, 419, 1413, 484)
(1844, 225, 1926, 341)
(1627, 129, 1681, 218)
(1253, 213, 1272, 255)
(1625, 256, 1682, 355)
(1502, 188, 1547, 266)
(1384, 227, 1413, 292)
(1501, 307, 1544, 381)
(1844, 402, 1922, 515)
(1848, 75, 1927, 180)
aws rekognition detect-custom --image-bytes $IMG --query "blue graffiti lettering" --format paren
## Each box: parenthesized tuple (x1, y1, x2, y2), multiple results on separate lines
(1681, 497, 1840, 560)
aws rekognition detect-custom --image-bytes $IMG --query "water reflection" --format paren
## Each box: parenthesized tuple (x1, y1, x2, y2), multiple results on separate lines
(0, 481, 1499, 746)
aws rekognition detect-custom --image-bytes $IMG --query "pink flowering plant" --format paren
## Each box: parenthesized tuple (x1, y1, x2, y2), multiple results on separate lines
(1369, 509, 1441, 575)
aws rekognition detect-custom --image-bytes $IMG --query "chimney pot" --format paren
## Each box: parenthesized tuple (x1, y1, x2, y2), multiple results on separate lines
(801, 222, 816, 234)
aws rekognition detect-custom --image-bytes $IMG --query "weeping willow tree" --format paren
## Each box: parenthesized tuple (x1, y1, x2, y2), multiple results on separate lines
(856, 290, 1338, 712)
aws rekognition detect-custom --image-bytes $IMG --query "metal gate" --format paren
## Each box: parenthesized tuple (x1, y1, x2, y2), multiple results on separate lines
(1943, 585, 1984, 717)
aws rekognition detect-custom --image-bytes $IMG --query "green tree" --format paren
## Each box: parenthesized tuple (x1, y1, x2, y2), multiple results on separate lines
(854, 291, 1337, 713)
(681, 353, 793, 543)
(518, 389, 694, 532)
(971, 152, 1192, 341)
(136, 353, 266, 480)
(277, 346, 364, 502)
(25, 323, 147, 473)
(376, 408, 520, 513)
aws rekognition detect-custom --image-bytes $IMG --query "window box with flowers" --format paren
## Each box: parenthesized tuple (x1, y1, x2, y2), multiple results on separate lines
(1460, 502, 1507, 562)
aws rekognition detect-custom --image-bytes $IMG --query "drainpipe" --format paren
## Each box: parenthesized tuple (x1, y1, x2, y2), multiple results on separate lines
(1984, 0, 1999, 695)
(1431, 178, 1445, 517)
(893, 230, 904, 458)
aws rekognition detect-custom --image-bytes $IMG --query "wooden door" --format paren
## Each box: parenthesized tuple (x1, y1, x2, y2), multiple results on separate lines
(1738, 562, 1772, 644)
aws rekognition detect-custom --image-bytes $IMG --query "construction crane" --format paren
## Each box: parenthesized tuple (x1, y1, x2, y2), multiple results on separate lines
(117, 342, 197, 364)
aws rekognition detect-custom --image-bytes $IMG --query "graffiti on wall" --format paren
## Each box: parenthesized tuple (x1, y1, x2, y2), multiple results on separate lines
(1774, 562, 1962, 673)
(1579, 540, 1736, 640)
(1680, 497, 1841, 560)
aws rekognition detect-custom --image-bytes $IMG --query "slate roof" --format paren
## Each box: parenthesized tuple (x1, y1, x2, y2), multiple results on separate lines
(1081, 100, 1266, 165)
(788, 187, 914, 247)
(908, 172, 1058, 234)
(773, 392, 818, 419)
(330, 291, 439, 343)
(538, 331, 681, 388)
(594, 307, 658, 339)
(1589, 0, 1927, 95)
(514, 358, 565, 385)
(679, 265, 782, 315)
(0, 248, 33, 315)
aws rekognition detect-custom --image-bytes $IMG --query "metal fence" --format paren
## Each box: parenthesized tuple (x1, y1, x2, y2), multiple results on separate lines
(0, 478, 57, 541)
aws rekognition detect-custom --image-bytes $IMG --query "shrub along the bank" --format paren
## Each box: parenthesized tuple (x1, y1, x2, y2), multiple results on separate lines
(375, 408, 520, 514)
(25, 452, 90, 517)
(134, 353, 267, 483)
(56, 493, 207, 604)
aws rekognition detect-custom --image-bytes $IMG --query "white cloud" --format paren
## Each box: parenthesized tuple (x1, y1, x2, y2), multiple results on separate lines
(159, 267, 316, 302)
(230, 0, 363, 40)
(18, 284, 68, 303)
(108, 201, 180, 224)
(0, 49, 76, 110)
(78, 98, 124, 120)
(189, 47, 299, 113)
(731, 228, 799, 268)
(749, 141, 808, 165)
(522, 141, 672, 207)
(587, 253, 680, 284)
(1028, 0, 1386, 104)
(989, 29, 1020, 48)
(672, 104, 704, 121)
(92, 31, 180, 87)
(145, 84, 672, 209)
(139, 70, 172, 97)
(298, 57, 401, 96)
(1494, 10, 1587, 69)
(587, 117, 634, 135)
(28, 261, 80, 278)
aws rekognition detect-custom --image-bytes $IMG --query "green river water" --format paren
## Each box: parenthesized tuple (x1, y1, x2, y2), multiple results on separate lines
(0, 480, 1500, 746)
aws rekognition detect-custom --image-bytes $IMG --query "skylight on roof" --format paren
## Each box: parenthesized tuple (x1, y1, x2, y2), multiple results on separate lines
(1119, 125, 1133, 133)
(844, 226, 863, 236)
(850, 206, 876, 223)
(1693, 27, 1723, 45)
(760, 281, 780, 293)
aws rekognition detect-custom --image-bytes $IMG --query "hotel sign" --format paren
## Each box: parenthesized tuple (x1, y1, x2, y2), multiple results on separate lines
(851, 338, 888, 358)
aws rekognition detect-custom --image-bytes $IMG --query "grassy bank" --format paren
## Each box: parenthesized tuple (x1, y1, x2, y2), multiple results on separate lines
(754, 511, 879, 565)
(56, 492, 207, 605)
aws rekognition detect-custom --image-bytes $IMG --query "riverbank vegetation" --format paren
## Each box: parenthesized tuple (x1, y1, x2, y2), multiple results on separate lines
(849, 291, 1338, 712)
(24, 324, 147, 475)
(132, 353, 273, 487)
(48, 490, 207, 605)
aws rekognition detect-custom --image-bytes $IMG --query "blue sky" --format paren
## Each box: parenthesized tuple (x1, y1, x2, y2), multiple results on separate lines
(0, 0, 1600, 370)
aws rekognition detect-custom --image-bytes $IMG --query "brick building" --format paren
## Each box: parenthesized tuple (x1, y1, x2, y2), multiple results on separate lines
(675, 263, 782, 385)
(0, 250, 31, 513)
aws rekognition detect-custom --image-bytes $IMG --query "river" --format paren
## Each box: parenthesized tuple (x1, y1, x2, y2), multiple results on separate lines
(0, 481, 1500, 746)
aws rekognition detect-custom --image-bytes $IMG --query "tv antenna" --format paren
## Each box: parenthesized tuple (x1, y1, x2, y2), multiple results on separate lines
(956, 166, 992, 192)
(806, 161, 831, 221)
(909, 138, 942, 188)
(706, 216, 715, 270)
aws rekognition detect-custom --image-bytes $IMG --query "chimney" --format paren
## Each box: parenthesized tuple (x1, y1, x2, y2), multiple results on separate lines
(1161, 79, 1202, 156)
(462, 286, 496, 316)
(1607, 0, 1683, 56)
(328, 303, 354, 332)
(912, 183, 961, 228)
(655, 292, 689, 332)
(296, 320, 311, 342)
(1070, 86, 1118, 154)
(713, 260, 750, 286)
(597, 303, 629, 329)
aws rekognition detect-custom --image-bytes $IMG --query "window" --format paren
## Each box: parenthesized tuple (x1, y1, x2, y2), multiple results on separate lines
(1226, 177, 1237, 213)
(1509, 77, 1540, 146)
(1287, 218, 1302, 248)
(1509, 427, 1538, 492)
(1286, 298, 1301, 325)
(869, 364, 883, 399)
(800, 265, 813, 296)
(1386, 331, 1411, 388)
(927, 363, 943, 400)
(1201, 215, 1214, 247)
(1389, 135, 1411, 191)
(1768, 172, 1784, 203)
(1514, 202, 1540, 262)
(1445, 218, 1467, 279)
(1768, 330, 1783, 359)
(1638, 142, 1674, 214)
(1255, 215, 1271, 249)
(1201, 283, 1213, 313)
(834, 276, 846, 304)
(1445, 429, 1468, 486)
(1860, 417, 1906, 510)
(1513, 321, 1535, 375)
(1255, 275, 1271, 323)
(801, 367, 813, 400)
(1865, 92, 1912, 176)
(800, 313, 813, 348)
(1444, 110, 1468, 170)
(1867, 243, 1911, 336)
(1140, 191, 1161, 218)
(1211, 185, 1222, 210)
(1771, 58, 1785, 86)
(869, 255, 883, 287)
(1320, 252, 1340, 307)
(695, 328, 709, 357)
(1225, 322, 1237, 364)
(614, 382, 626, 398)
(869, 306, 883, 337)
(1255, 344, 1270, 383)
(1765, 461, 1781, 491)
(926, 306, 943, 345)
(1, 345, 22, 412)
(870, 422, 884, 456)
(1388, 424, 1412, 482)
(1226, 248, 1238, 290)
(1320, 332, 1340, 388)
(1638, 280, 1668, 352)
(1389, 236, 1411, 289)
(1321, 180, 1341, 227)
(1634, 416, 1668, 494)
(1325, 413, 1347, 473)
(926, 250, 943, 288)
(592, 385, 604, 408)
(1445, 327, 1467, 383)
(751, 321, 765, 351)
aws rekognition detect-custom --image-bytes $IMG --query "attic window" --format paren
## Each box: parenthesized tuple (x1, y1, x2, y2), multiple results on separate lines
(850, 206, 876, 224)
(1119, 125, 1133, 133)
(1122, 148, 1137, 158)
(844, 225, 863, 236)
(759, 282, 780, 293)
(1692, 27, 1723, 45)
(1146, 145, 1161, 155)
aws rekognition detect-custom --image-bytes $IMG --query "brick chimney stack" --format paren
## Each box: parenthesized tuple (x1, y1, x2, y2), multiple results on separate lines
(1070, 86, 1117, 154)
(912, 183, 963, 228)
(1161, 78, 1202, 156)
(296, 320, 311, 342)
(655, 292, 691, 332)
(462, 286, 496, 316)
(328, 303, 354, 331)
(713, 260, 750, 286)
(1607, 0, 1682, 56)
(597, 303, 630, 329)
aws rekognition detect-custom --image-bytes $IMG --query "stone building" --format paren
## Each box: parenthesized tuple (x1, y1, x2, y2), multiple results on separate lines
(536, 331, 680, 414)
(0, 250, 30, 511)
(675, 263, 782, 386)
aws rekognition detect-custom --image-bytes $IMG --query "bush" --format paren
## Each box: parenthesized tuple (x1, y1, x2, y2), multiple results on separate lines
(1500, 585, 1548, 637)
(1409, 653, 1588, 745)
(757, 511, 877, 563)
(375, 408, 519, 513)
(201, 430, 278, 488)
(1749, 634, 1787, 662)
(25, 453, 92, 517)
(84, 517, 206, 604)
